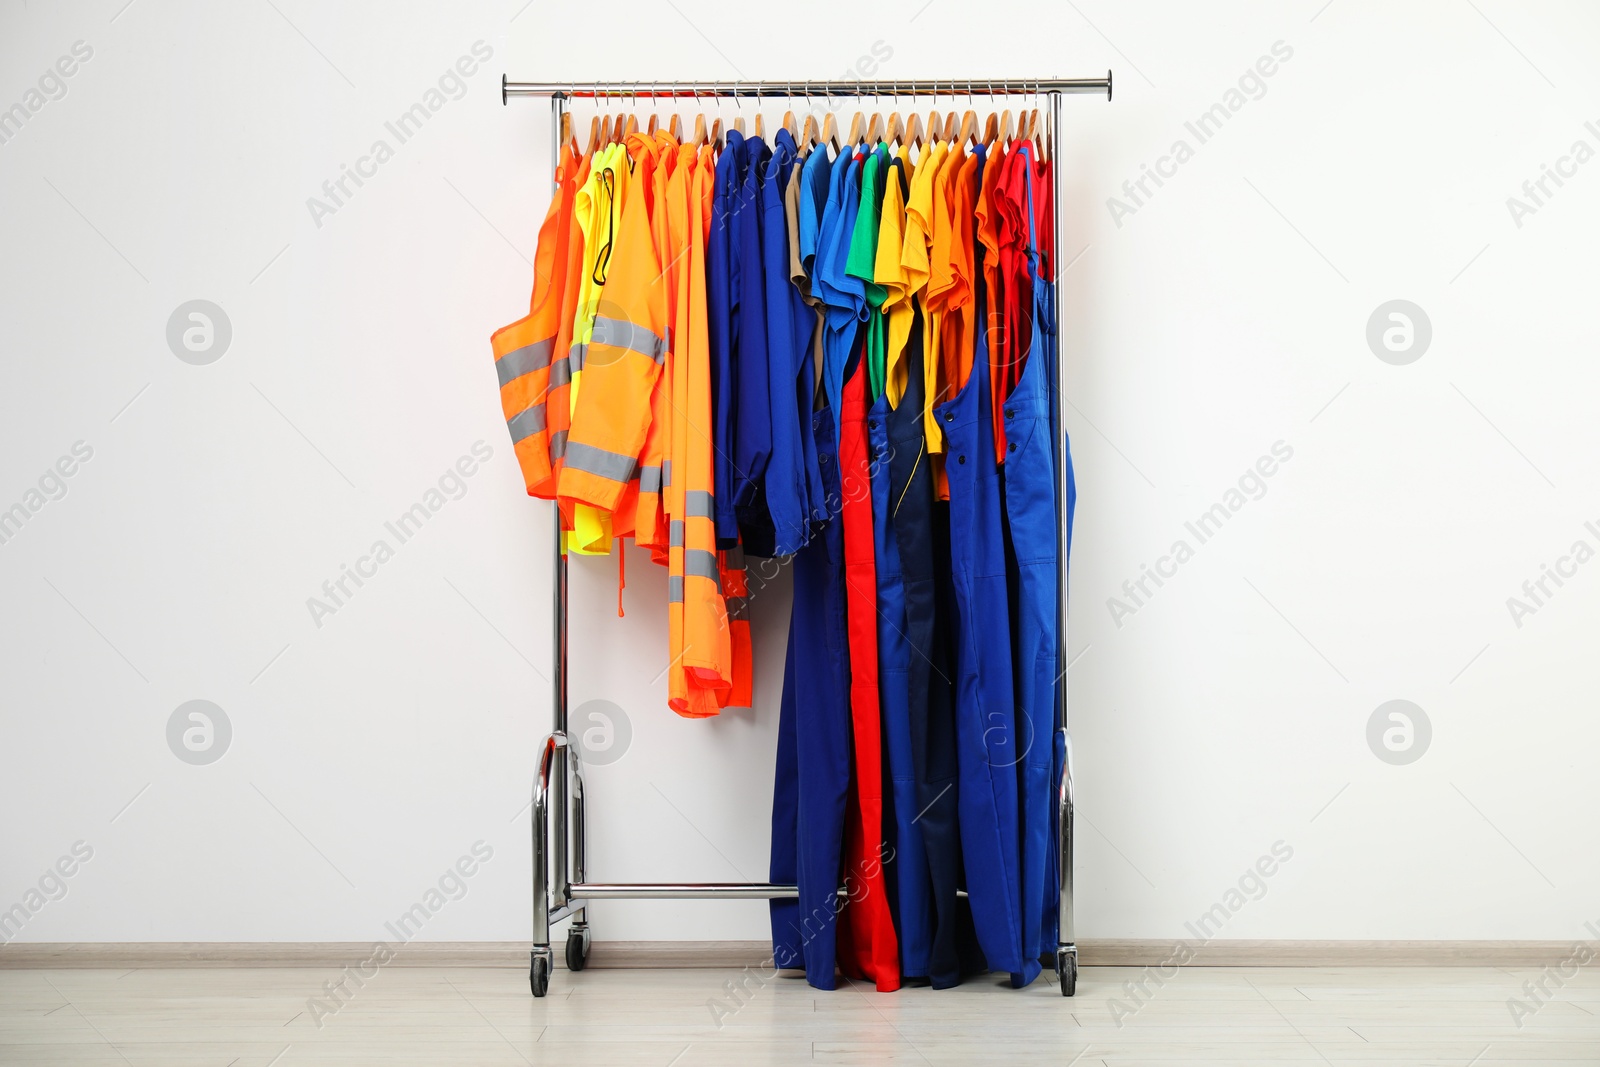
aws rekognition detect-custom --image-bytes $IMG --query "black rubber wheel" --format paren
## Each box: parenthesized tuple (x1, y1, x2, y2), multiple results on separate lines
(565, 929, 588, 972)
(530, 955, 550, 997)
(1058, 955, 1077, 997)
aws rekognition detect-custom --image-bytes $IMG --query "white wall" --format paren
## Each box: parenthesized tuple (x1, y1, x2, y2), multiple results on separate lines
(2, 0, 1596, 947)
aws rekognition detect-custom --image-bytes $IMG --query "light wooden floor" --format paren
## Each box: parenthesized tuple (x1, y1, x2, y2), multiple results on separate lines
(2, 964, 1597, 1065)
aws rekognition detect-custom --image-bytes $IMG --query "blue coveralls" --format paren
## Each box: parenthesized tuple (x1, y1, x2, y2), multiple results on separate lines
(769, 408, 852, 989)
(733, 136, 774, 555)
(934, 248, 1026, 984)
(870, 385, 934, 980)
(707, 130, 746, 547)
(887, 307, 977, 987)
(759, 130, 811, 556)
(999, 147, 1063, 986)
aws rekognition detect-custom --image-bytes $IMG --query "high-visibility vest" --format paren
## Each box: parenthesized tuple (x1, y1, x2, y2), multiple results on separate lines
(558, 136, 668, 541)
(564, 142, 630, 554)
(491, 142, 579, 497)
(630, 130, 681, 556)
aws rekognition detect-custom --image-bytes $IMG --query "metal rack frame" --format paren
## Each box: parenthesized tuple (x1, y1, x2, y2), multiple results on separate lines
(504, 73, 1111, 998)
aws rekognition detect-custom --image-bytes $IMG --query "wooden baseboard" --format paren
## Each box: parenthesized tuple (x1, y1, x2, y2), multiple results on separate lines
(0, 939, 1579, 969)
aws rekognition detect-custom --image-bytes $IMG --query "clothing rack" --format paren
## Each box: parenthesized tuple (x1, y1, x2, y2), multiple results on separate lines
(504, 74, 1110, 999)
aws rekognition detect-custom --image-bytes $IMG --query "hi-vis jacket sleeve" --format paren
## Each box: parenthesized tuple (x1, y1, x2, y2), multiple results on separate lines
(558, 145, 670, 515)
(490, 144, 575, 496)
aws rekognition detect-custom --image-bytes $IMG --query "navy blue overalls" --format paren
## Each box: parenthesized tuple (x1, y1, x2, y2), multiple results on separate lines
(869, 369, 934, 981)
(886, 307, 978, 987)
(1000, 147, 1062, 985)
(769, 407, 852, 989)
(933, 273, 1026, 982)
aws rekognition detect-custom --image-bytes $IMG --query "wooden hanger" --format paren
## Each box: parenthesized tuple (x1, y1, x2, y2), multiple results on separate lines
(732, 114, 746, 135)
(585, 115, 601, 153)
(904, 111, 923, 153)
(847, 110, 865, 147)
(983, 112, 998, 146)
(885, 112, 902, 149)
(866, 111, 884, 147)
(669, 113, 682, 142)
(693, 112, 707, 146)
(998, 108, 1014, 146)
(784, 107, 799, 140)
(647, 113, 658, 135)
(822, 111, 840, 152)
(802, 112, 819, 149)
(959, 109, 978, 148)
(754, 111, 764, 138)
(711, 116, 723, 151)
(624, 113, 639, 138)
(943, 110, 958, 143)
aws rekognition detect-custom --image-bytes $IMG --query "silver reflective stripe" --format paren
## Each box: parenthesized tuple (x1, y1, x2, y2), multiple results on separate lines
(670, 520, 685, 547)
(723, 544, 746, 569)
(667, 576, 684, 603)
(662, 460, 672, 488)
(685, 490, 715, 518)
(639, 465, 662, 493)
(506, 403, 546, 444)
(592, 315, 667, 364)
(550, 430, 568, 459)
(496, 337, 553, 387)
(563, 441, 636, 483)
(568, 342, 587, 374)
(725, 595, 749, 621)
(549, 354, 572, 389)
(685, 548, 721, 583)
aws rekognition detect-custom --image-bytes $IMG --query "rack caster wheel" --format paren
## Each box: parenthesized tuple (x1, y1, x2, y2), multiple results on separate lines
(1056, 950, 1077, 997)
(565, 927, 590, 972)
(530, 953, 551, 997)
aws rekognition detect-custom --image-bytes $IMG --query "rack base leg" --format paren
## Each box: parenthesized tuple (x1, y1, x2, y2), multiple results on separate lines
(565, 919, 590, 972)
(530, 948, 552, 997)
(1056, 943, 1078, 997)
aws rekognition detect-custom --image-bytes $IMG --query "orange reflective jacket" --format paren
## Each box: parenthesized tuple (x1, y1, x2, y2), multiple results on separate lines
(491, 142, 579, 497)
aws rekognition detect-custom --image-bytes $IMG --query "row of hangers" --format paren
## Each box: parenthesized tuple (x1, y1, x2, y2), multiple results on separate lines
(560, 98, 1052, 163)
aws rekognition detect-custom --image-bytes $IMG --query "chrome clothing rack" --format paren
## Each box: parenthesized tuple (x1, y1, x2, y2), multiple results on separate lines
(503, 74, 1109, 999)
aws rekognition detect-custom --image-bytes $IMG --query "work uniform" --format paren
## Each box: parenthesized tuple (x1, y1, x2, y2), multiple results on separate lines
(934, 235, 1026, 983)
(771, 406, 852, 990)
(835, 344, 900, 992)
(998, 146, 1058, 987)
(760, 129, 811, 556)
(492, 142, 578, 500)
(667, 144, 736, 719)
